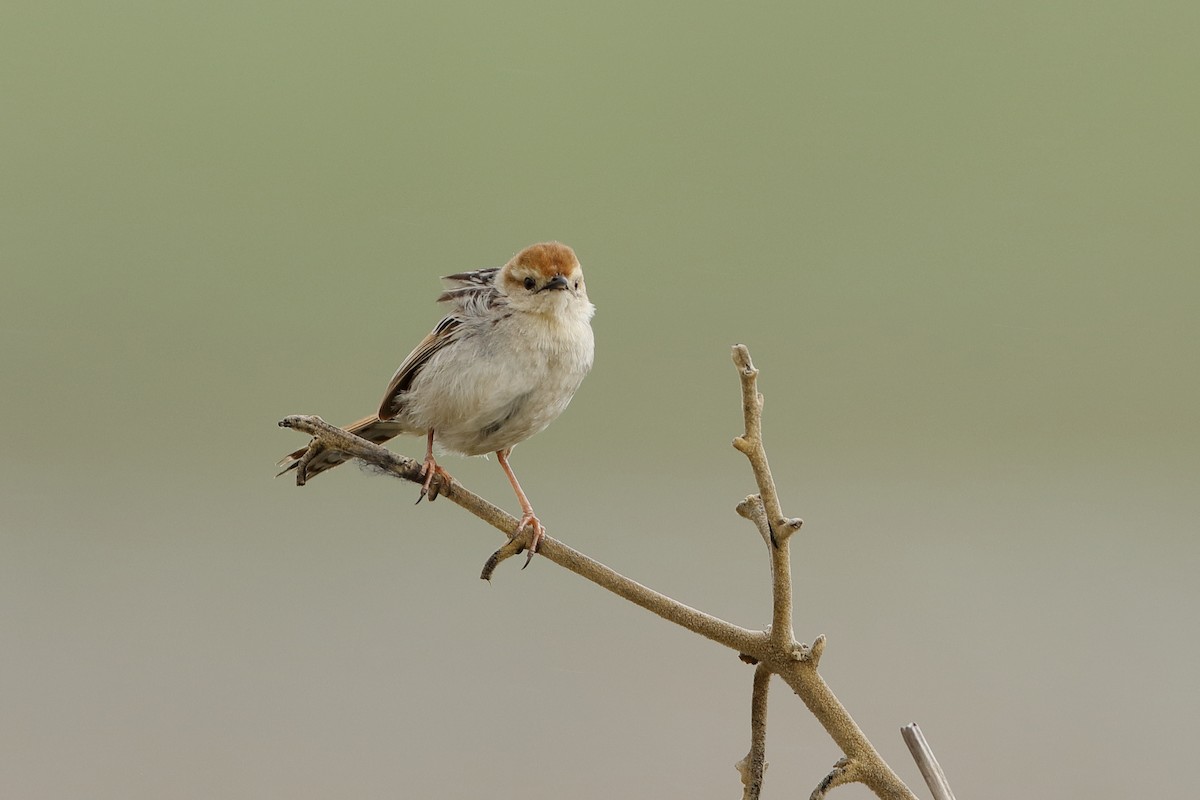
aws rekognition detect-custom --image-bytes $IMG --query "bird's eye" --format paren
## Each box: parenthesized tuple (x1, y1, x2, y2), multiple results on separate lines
(574, 280, 580, 289)
(523, 277, 536, 291)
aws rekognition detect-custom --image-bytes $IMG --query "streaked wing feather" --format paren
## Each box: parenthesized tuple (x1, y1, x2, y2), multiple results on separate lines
(377, 316, 463, 418)
(380, 269, 507, 418)
(437, 268, 500, 304)
(441, 267, 499, 288)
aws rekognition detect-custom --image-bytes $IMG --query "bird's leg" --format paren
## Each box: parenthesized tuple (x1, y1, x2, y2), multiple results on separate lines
(417, 430, 453, 503)
(496, 447, 543, 567)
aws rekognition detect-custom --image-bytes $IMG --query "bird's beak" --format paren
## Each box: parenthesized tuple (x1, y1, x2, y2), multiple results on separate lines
(540, 275, 570, 292)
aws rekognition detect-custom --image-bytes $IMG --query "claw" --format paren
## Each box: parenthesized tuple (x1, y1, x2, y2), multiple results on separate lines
(518, 513, 544, 569)
(416, 454, 452, 504)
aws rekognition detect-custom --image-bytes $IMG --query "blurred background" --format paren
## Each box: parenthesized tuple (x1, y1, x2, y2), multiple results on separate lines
(3, 2, 1197, 798)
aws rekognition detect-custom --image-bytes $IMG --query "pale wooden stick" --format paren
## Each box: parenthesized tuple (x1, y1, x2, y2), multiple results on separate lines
(901, 723, 957, 800)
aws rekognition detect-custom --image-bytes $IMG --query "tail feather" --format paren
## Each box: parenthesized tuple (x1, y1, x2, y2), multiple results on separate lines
(276, 415, 409, 480)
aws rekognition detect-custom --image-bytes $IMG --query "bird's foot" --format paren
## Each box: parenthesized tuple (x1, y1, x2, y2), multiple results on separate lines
(416, 456, 453, 503)
(516, 512, 544, 569)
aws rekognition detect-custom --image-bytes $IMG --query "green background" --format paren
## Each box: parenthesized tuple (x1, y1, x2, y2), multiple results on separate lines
(4, 2, 1197, 797)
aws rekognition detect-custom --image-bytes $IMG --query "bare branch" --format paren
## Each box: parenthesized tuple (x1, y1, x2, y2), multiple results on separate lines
(480, 535, 529, 578)
(730, 347, 802, 651)
(278, 345, 933, 800)
(278, 415, 763, 655)
(730, 345, 801, 545)
(774, 664, 915, 798)
(902, 723, 957, 800)
(280, 414, 515, 527)
(737, 662, 772, 800)
(724, 347, 918, 800)
(811, 757, 855, 800)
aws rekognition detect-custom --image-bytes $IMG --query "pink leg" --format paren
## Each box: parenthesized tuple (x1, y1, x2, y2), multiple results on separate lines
(496, 447, 543, 566)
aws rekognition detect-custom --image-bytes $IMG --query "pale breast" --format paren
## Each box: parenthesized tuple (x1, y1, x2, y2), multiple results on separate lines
(394, 309, 594, 456)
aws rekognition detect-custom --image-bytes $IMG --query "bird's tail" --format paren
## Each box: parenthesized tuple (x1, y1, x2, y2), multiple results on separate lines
(276, 415, 408, 480)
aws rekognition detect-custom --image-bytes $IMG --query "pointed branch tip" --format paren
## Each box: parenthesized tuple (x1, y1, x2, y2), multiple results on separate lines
(731, 344, 757, 375)
(807, 634, 827, 666)
(810, 757, 855, 800)
(480, 536, 525, 581)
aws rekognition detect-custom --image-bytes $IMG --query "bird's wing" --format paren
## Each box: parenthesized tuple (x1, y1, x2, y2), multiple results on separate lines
(377, 268, 506, 419)
(377, 315, 461, 419)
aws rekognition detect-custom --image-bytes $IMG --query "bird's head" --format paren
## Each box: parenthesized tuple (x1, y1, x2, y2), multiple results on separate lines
(498, 241, 592, 318)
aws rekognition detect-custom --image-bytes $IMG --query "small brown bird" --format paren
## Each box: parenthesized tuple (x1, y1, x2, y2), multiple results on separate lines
(279, 242, 595, 558)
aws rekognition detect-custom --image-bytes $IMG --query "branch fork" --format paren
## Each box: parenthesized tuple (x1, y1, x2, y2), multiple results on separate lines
(279, 345, 933, 799)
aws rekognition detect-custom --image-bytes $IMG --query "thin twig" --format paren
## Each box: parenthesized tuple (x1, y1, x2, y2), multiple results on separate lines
(811, 757, 854, 800)
(731, 346, 801, 649)
(901, 723, 957, 800)
(279, 415, 514, 529)
(731, 345, 801, 546)
(737, 662, 772, 800)
(278, 415, 763, 655)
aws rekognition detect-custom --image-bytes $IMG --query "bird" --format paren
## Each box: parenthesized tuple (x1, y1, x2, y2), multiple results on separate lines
(278, 241, 595, 561)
